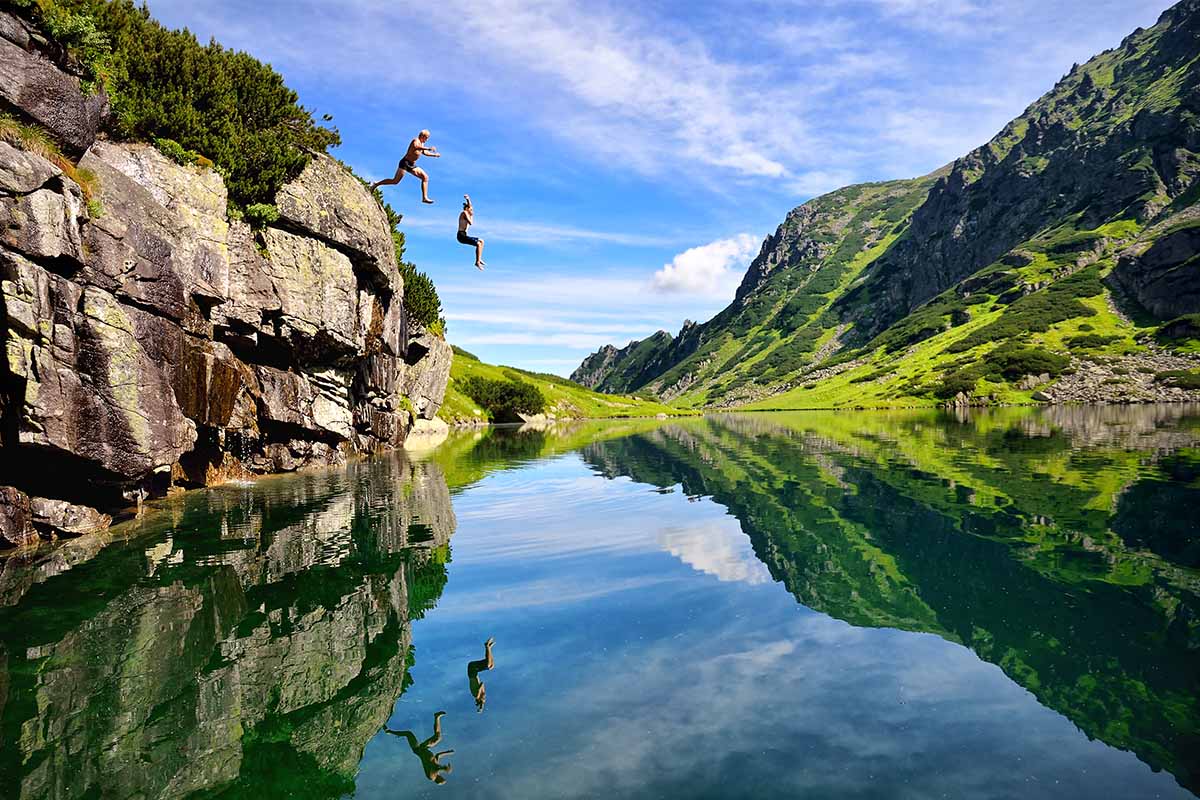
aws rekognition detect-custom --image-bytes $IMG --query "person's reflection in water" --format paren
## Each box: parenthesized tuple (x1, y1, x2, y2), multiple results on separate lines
(468, 637, 495, 712)
(384, 711, 454, 784)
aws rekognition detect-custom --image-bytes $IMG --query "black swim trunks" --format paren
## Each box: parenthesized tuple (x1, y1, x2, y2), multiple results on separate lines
(399, 158, 418, 174)
(457, 230, 479, 247)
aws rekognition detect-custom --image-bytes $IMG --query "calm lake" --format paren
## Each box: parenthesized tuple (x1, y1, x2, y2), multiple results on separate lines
(1, 406, 1198, 799)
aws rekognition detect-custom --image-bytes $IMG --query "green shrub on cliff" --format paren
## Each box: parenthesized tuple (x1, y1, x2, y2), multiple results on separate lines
(983, 343, 1070, 380)
(460, 376, 546, 421)
(1156, 370, 1200, 390)
(47, 0, 339, 206)
(934, 344, 1069, 399)
(242, 203, 280, 229)
(153, 137, 212, 169)
(393, 231, 444, 332)
(15, 0, 112, 91)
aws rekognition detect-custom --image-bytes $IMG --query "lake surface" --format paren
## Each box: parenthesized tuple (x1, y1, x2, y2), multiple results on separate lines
(1, 406, 1198, 799)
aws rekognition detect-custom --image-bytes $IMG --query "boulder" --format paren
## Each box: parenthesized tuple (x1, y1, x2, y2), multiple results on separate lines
(80, 142, 228, 320)
(261, 226, 367, 359)
(30, 497, 111, 537)
(275, 153, 399, 289)
(399, 331, 452, 420)
(0, 140, 60, 193)
(0, 182, 86, 263)
(403, 417, 449, 452)
(256, 365, 354, 441)
(0, 23, 106, 157)
(0, 486, 36, 547)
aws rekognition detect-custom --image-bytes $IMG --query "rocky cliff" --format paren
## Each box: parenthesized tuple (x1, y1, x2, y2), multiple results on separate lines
(569, 329, 675, 392)
(0, 10, 451, 547)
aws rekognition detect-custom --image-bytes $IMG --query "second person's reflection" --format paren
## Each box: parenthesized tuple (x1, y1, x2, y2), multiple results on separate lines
(384, 711, 454, 784)
(468, 637, 495, 712)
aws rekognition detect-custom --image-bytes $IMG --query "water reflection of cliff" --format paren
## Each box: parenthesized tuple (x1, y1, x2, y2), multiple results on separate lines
(0, 455, 455, 799)
(580, 407, 1200, 795)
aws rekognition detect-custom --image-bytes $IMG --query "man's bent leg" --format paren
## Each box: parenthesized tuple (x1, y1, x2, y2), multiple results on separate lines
(414, 167, 433, 203)
(371, 165, 406, 191)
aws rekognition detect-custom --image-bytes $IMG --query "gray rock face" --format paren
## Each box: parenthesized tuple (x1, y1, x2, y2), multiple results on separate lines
(0, 182, 85, 262)
(571, 344, 619, 389)
(400, 331, 453, 420)
(0, 140, 60, 193)
(275, 153, 399, 289)
(0, 14, 106, 156)
(261, 226, 367, 359)
(0, 49, 452, 544)
(2, 253, 198, 479)
(79, 141, 229, 321)
(1110, 217, 1200, 318)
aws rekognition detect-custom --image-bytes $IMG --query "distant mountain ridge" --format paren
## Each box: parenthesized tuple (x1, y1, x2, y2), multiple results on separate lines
(574, 0, 1200, 409)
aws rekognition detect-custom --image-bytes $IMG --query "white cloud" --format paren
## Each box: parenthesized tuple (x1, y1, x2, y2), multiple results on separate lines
(433, 0, 799, 180)
(148, 0, 1174, 203)
(658, 520, 773, 585)
(401, 214, 684, 248)
(651, 234, 760, 297)
(788, 169, 860, 197)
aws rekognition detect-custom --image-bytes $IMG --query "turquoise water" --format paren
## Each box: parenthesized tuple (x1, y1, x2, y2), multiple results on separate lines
(1, 406, 1198, 798)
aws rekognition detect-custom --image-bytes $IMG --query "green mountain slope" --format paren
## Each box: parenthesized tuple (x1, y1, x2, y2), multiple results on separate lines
(574, 0, 1200, 409)
(439, 347, 687, 425)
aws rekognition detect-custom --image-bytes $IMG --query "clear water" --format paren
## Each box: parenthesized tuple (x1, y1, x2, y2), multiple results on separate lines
(1, 406, 1198, 799)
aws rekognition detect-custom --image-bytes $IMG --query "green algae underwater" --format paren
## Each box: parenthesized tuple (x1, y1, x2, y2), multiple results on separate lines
(0, 405, 1198, 799)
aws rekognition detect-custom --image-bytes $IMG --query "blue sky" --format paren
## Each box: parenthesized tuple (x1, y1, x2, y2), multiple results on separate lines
(148, 0, 1172, 376)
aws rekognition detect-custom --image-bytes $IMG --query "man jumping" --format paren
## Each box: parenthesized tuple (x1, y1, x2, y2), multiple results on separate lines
(458, 194, 486, 269)
(371, 129, 439, 204)
(384, 711, 454, 785)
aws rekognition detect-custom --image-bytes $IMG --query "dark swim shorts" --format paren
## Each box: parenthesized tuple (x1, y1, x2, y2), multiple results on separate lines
(457, 230, 480, 247)
(399, 158, 418, 174)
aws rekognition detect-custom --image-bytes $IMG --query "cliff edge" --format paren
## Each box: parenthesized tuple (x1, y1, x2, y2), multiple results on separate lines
(0, 10, 451, 547)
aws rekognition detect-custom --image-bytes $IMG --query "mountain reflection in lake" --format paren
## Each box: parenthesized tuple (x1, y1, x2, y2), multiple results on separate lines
(1, 406, 1198, 799)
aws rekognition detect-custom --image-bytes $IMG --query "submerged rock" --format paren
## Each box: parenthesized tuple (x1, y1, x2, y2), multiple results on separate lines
(30, 497, 111, 537)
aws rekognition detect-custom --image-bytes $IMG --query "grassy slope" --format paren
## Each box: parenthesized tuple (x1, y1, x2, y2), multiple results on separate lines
(744, 13, 1200, 411)
(438, 347, 688, 425)
(581, 331, 674, 394)
(647, 178, 938, 408)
